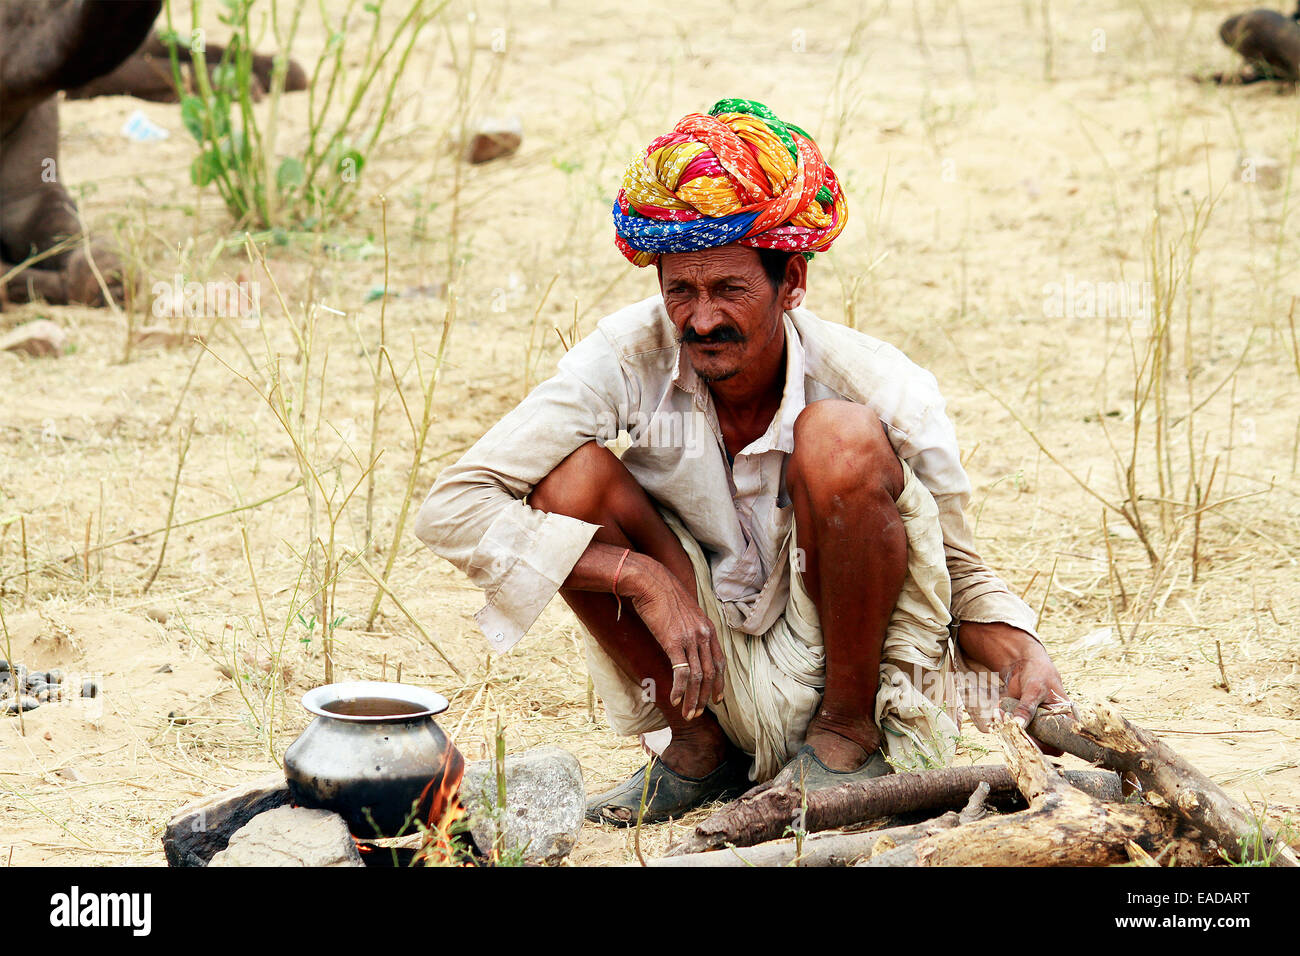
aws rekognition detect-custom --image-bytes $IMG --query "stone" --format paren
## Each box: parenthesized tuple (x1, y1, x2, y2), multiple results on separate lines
(132, 325, 193, 349)
(459, 744, 584, 864)
(464, 116, 522, 164)
(0, 320, 66, 357)
(81, 679, 98, 698)
(208, 806, 364, 867)
(163, 773, 290, 867)
(4, 696, 40, 714)
(1239, 152, 1285, 190)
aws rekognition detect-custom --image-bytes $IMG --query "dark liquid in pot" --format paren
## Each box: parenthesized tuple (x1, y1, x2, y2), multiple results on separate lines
(321, 697, 428, 718)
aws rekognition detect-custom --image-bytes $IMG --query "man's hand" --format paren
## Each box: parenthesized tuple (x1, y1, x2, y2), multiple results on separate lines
(623, 554, 726, 720)
(957, 621, 1068, 746)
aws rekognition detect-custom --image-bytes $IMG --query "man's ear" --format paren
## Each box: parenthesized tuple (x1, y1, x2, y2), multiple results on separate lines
(782, 255, 808, 310)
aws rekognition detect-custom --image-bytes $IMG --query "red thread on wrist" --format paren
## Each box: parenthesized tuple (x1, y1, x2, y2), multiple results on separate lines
(612, 548, 631, 621)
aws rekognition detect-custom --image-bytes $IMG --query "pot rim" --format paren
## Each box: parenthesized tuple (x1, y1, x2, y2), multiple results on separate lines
(301, 681, 449, 723)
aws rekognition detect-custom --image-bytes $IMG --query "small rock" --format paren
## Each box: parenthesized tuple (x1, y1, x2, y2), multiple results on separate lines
(43, 731, 52, 741)
(81, 679, 99, 698)
(1239, 151, 1284, 190)
(144, 607, 170, 624)
(35, 688, 51, 703)
(0, 659, 8, 672)
(167, 711, 189, 725)
(164, 773, 289, 867)
(460, 744, 584, 864)
(132, 325, 200, 349)
(4, 696, 40, 714)
(208, 807, 363, 867)
(155, 663, 173, 673)
(464, 116, 522, 164)
(46, 668, 63, 684)
(0, 319, 67, 357)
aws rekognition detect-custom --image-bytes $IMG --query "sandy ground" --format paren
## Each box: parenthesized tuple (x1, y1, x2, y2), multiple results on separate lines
(2, 0, 1299, 866)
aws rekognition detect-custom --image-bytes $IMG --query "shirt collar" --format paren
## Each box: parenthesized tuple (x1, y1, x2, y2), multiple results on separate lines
(749, 312, 806, 455)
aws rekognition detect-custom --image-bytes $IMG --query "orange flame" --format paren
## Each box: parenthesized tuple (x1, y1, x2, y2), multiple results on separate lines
(413, 743, 467, 866)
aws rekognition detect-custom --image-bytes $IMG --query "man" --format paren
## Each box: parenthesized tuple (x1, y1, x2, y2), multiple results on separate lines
(416, 98, 1066, 825)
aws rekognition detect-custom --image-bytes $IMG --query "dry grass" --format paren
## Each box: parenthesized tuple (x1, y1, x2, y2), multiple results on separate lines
(2, 0, 1299, 866)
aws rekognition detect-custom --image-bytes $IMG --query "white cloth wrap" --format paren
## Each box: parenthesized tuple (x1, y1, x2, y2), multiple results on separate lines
(582, 458, 963, 782)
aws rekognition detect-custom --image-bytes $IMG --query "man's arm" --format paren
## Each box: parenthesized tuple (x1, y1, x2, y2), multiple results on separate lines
(562, 542, 727, 719)
(414, 330, 633, 652)
(955, 621, 1066, 724)
(934, 491, 1068, 728)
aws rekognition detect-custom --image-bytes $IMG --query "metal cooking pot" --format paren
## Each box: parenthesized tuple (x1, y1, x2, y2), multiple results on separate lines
(284, 681, 463, 838)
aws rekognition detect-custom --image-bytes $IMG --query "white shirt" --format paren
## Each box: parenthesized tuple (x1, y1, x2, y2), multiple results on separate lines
(415, 294, 1040, 653)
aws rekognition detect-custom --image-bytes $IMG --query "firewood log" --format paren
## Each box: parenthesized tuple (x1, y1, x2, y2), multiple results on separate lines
(665, 765, 1120, 856)
(859, 714, 1219, 866)
(1016, 699, 1299, 867)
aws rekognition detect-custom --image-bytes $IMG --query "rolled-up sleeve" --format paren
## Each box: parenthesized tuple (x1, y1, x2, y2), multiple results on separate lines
(414, 330, 634, 653)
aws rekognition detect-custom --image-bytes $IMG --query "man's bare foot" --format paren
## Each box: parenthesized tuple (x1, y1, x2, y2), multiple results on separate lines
(659, 717, 728, 778)
(804, 712, 881, 771)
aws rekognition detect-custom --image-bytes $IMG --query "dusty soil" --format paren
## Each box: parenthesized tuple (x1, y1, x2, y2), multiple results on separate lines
(2, 0, 1298, 866)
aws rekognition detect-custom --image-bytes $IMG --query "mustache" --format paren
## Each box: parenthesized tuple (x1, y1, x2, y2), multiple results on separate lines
(680, 325, 745, 345)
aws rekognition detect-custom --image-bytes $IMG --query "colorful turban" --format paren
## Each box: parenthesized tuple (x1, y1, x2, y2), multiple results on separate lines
(612, 98, 848, 267)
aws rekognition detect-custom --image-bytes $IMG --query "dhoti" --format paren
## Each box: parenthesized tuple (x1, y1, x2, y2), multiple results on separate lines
(581, 458, 965, 782)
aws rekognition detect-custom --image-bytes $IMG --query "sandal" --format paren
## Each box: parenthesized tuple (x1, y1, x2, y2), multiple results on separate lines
(585, 749, 751, 826)
(770, 744, 893, 793)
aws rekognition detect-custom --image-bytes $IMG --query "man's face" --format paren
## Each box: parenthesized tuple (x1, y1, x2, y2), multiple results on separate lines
(658, 246, 790, 384)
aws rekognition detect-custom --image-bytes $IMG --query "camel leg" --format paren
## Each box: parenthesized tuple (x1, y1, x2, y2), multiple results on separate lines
(0, 99, 123, 307)
(0, 261, 68, 307)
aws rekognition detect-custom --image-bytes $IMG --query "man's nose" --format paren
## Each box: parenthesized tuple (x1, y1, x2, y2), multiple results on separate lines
(687, 295, 726, 336)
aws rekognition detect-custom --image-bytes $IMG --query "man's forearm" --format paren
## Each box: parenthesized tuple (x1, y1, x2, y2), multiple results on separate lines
(562, 543, 680, 608)
(564, 541, 649, 595)
(956, 620, 1043, 674)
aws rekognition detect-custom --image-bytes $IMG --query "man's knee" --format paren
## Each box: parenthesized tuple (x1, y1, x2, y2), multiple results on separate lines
(788, 400, 904, 504)
(528, 441, 630, 522)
